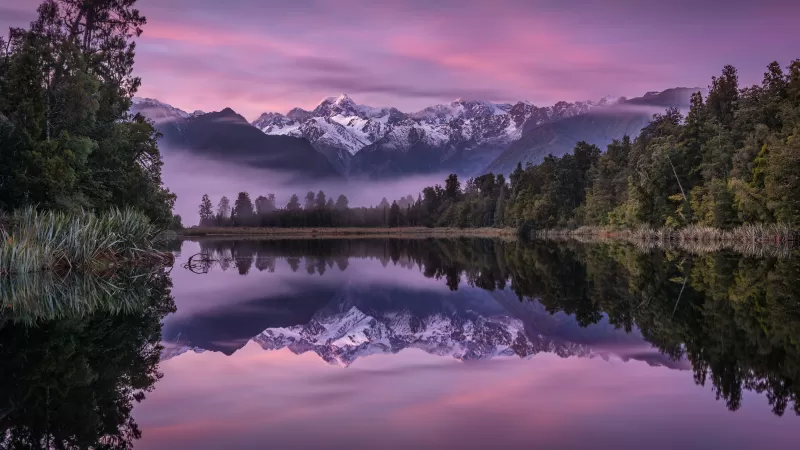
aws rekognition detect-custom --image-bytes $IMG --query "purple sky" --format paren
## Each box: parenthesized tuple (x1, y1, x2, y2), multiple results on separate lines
(3, 0, 799, 120)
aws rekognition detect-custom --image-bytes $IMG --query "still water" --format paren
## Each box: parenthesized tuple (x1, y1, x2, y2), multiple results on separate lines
(2, 238, 799, 449)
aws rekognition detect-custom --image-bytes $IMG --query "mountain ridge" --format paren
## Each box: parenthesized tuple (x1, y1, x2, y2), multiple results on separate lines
(134, 87, 701, 180)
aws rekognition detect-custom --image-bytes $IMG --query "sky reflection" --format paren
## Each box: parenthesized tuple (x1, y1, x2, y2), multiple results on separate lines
(135, 344, 797, 450)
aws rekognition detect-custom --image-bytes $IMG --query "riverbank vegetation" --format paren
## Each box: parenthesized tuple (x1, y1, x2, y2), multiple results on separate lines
(0, 207, 171, 276)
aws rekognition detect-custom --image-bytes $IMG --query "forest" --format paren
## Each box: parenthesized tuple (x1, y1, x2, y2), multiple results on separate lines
(419, 61, 800, 231)
(198, 60, 800, 234)
(0, 0, 176, 227)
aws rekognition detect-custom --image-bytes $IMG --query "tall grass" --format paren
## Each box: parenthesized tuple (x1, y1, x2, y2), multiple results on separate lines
(0, 207, 169, 276)
(0, 270, 154, 325)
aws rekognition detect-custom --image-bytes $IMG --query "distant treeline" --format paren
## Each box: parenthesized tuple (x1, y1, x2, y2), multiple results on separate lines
(197, 191, 431, 228)
(198, 60, 800, 232)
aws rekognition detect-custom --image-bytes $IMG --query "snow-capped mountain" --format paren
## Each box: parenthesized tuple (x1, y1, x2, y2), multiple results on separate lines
(130, 97, 344, 180)
(252, 305, 590, 366)
(252, 94, 621, 177)
(131, 97, 205, 123)
(133, 89, 697, 179)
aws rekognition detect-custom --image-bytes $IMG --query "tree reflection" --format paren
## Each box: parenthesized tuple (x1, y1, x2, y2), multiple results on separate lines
(185, 237, 800, 416)
(0, 269, 176, 448)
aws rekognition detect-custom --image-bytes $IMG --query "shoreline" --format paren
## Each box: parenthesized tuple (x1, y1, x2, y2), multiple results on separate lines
(530, 225, 798, 258)
(180, 227, 517, 240)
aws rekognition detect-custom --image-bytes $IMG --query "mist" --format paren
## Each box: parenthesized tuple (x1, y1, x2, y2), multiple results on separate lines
(161, 150, 449, 226)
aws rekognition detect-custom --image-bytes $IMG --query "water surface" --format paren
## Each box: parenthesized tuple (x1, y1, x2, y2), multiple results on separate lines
(2, 238, 799, 449)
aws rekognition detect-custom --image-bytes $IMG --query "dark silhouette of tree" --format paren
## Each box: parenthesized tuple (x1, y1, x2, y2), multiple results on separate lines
(199, 194, 214, 225)
(0, 269, 176, 448)
(304, 191, 316, 210)
(286, 194, 301, 211)
(233, 192, 254, 219)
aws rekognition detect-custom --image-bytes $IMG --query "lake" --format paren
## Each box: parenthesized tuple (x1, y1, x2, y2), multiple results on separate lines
(2, 237, 799, 449)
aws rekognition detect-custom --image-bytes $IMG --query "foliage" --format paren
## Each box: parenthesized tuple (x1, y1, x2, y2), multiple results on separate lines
(0, 207, 165, 275)
(0, 0, 175, 225)
(0, 267, 175, 448)
(415, 61, 800, 232)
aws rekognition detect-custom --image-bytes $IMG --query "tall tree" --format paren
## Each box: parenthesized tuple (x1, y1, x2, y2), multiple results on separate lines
(304, 191, 316, 210)
(233, 192, 254, 218)
(315, 190, 327, 209)
(0, 0, 175, 224)
(217, 196, 230, 219)
(445, 174, 461, 200)
(334, 194, 349, 211)
(286, 194, 301, 211)
(199, 194, 213, 225)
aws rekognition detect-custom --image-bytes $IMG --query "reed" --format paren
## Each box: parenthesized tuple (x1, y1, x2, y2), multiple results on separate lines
(0, 270, 152, 325)
(0, 207, 170, 276)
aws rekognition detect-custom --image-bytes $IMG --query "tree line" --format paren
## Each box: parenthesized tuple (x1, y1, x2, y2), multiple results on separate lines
(197, 60, 800, 232)
(0, 0, 176, 227)
(197, 191, 426, 228)
(419, 60, 800, 230)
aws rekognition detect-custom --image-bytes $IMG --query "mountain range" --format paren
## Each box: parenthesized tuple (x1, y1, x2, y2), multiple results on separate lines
(133, 88, 701, 181)
(161, 279, 687, 370)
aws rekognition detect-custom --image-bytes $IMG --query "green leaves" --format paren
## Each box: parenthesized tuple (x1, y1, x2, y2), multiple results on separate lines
(0, 0, 174, 225)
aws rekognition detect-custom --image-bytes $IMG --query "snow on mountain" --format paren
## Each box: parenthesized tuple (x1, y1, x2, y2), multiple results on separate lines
(253, 94, 620, 176)
(252, 305, 590, 367)
(131, 97, 191, 123)
(252, 94, 401, 157)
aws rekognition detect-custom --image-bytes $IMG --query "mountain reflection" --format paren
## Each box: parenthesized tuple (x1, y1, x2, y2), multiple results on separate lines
(174, 238, 800, 417)
(0, 269, 176, 449)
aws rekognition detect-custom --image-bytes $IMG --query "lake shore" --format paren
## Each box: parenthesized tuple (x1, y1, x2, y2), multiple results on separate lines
(180, 226, 517, 240)
(530, 224, 797, 257)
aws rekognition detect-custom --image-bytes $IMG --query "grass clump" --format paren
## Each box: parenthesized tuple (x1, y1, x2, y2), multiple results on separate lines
(0, 207, 171, 276)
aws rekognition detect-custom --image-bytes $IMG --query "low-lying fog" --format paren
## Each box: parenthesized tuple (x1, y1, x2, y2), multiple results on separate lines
(162, 151, 448, 226)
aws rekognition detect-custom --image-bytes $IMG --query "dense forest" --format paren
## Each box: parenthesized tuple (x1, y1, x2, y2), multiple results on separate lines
(421, 61, 800, 230)
(198, 60, 800, 232)
(0, 0, 176, 226)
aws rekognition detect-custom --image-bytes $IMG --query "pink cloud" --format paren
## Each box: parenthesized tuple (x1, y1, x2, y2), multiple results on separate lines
(133, 345, 799, 449)
(4, 0, 799, 120)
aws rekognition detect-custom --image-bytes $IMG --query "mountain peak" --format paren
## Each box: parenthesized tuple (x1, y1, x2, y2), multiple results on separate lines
(335, 93, 352, 104)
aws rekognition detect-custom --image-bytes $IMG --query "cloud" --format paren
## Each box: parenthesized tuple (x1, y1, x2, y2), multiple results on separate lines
(3, 0, 799, 119)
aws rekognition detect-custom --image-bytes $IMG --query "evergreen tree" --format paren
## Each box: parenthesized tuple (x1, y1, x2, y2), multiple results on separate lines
(199, 194, 214, 225)
(217, 196, 231, 219)
(286, 194, 301, 211)
(335, 194, 349, 211)
(304, 191, 316, 210)
(315, 190, 327, 209)
(389, 201, 401, 227)
(234, 192, 254, 218)
(0, 0, 175, 224)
